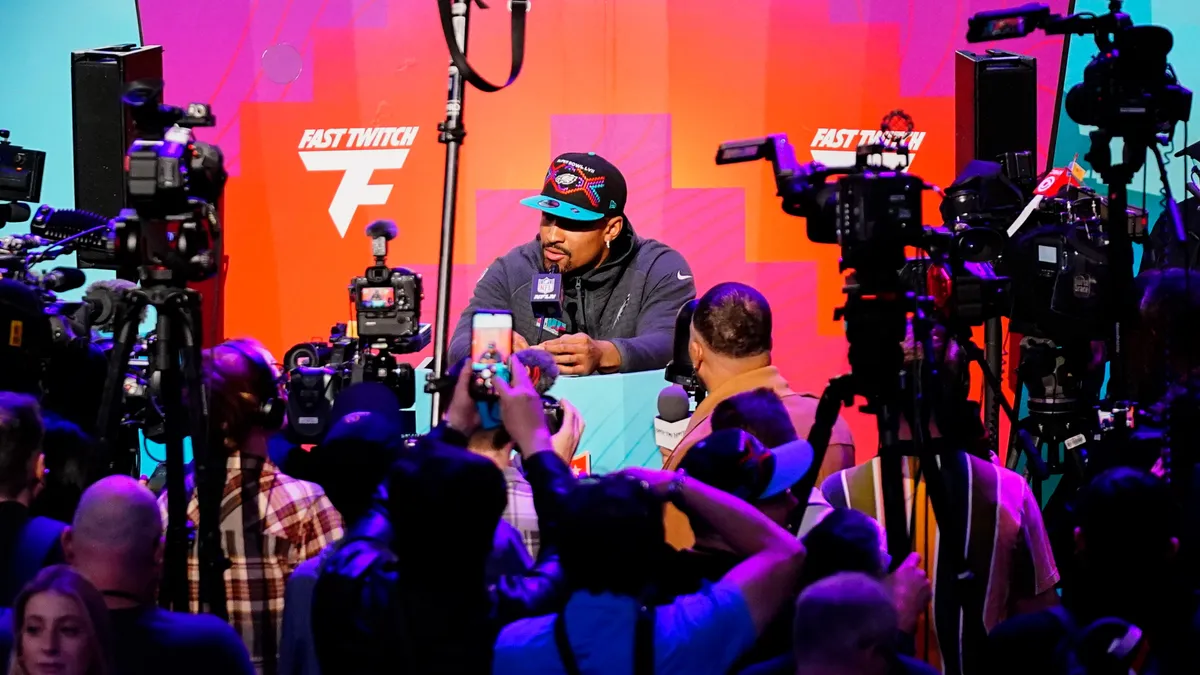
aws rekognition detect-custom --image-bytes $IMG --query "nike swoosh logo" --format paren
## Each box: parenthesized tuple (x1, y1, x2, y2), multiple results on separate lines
(677, 272, 693, 280)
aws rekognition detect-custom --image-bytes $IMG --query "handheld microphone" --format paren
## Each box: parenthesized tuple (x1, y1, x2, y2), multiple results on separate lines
(531, 263, 563, 319)
(655, 384, 692, 458)
(40, 267, 87, 293)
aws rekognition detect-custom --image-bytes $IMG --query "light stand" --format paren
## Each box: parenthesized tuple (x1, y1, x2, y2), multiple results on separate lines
(429, 0, 530, 422)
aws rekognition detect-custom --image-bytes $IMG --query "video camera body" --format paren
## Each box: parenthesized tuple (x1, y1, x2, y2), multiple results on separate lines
(111, 79, 226, 281)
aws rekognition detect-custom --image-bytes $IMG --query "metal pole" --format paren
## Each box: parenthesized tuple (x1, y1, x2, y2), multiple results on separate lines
(983, 316, 1003, 454)
(430, 0, 471, 422)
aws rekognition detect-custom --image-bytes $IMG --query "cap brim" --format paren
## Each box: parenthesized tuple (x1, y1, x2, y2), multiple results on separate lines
(759, 439, 815, 500)
(519, 195, 605, 221)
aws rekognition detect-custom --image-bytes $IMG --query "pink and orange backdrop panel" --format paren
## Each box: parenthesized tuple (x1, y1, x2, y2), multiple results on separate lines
(135, 0, 1071, 459)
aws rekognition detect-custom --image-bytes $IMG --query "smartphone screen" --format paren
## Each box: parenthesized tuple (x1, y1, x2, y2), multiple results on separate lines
(471, 311, 514, 399)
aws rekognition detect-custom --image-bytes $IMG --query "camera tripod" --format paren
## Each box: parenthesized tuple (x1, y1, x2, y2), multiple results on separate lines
(95, 278, 228, 618)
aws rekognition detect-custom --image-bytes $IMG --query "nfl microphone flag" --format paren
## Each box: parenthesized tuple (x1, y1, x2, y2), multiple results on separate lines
(530, 271, 563, 318)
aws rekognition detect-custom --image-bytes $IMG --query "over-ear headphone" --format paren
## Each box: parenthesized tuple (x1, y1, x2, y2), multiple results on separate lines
(221, 339, 285, 431)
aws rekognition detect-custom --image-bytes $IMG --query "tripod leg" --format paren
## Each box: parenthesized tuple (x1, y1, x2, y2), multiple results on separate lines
(96, 292, 149, 477)
(177, 293, 228, 620)
(156, 297, 192, 614)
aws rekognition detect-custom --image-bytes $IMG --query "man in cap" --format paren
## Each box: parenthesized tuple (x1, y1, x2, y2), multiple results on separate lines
(449, 152, 697, 375)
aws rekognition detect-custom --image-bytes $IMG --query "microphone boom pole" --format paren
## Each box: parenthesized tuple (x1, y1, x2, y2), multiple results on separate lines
(430, 0, 473, 422)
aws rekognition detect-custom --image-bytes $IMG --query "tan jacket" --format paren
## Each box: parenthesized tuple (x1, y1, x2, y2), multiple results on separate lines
(662, 365, 855, 549)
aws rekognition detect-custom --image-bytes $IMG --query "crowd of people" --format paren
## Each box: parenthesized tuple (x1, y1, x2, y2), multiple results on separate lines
(1, 268, 1199, 675)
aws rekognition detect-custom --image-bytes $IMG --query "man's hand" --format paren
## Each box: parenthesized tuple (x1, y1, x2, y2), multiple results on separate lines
(886, 552, 932, 634)
(443, 359, 481, 436)
(495, 358, 553, 455)
(538, 334, 619, 375)
(620, 466, 680, 500)
(513, 332, 530, 352)
(551, 398, 585, 463)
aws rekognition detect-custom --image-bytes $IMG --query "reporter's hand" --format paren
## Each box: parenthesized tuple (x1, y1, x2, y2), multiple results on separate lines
(620, 466, 681, 500)
(495, 358, 551, 454)
(443, 360, 480, 436)
(886, 552, 932, 633)
(551, 398, 585, 463)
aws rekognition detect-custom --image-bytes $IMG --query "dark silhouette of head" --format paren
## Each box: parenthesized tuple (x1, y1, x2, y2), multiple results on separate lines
(559, 475, 665, 597)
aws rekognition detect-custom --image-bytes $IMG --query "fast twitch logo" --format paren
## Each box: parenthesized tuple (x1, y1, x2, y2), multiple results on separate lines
(809, 128, 926, 171)
(298, 126, 420, 237)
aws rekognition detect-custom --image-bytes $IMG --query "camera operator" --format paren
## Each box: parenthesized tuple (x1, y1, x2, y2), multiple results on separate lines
(821, 319, 1059, 674)
(455, 350, 585, 559)
(157, 338, 344, 674)
(448, 153, 697, 375)
(662, 282, 856, 549)
(312, 362, 575, 673)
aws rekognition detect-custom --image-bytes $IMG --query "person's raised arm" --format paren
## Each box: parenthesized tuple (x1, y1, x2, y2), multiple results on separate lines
(624, 467, 805, 634)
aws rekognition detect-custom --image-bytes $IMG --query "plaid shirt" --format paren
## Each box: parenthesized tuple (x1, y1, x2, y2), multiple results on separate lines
(158, 454, 344, 674)
(503, 466, 540, 559)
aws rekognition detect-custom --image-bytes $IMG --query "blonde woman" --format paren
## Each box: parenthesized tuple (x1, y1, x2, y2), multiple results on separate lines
(8, 566, 113, 675)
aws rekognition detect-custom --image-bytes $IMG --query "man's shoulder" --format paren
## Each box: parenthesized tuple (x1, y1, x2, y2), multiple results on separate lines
(631, 237, 689, 275)
(138, 607, 245, 645)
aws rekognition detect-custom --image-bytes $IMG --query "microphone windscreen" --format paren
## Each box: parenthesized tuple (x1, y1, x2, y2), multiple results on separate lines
(86, 278, 137, 296)
(44, 267, 87, 293)
(365, 219, 399, 241)
(658, 384, 691, 422)
(514, 348, 559, 394)
(50, 209, 112, 234)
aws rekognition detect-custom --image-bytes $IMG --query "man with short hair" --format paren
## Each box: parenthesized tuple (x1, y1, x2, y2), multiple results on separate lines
(0, 392, 64, 608)
(663, 282, 855, 548)
(62, 475, 254, 674)
(449, 152, 696, 374)
(791, 573, 905, 675)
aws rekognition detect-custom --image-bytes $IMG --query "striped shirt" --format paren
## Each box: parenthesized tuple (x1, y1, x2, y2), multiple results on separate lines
(158, 454, 344, 674)
(822, 452, 1058, 674)
(503, 465, 540, 559)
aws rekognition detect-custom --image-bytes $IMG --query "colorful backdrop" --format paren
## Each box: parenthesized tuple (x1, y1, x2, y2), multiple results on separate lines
(129, 0, 1074, 459)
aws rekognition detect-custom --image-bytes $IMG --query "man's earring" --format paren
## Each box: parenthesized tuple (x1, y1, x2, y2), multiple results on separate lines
(605, 239, 611, 249)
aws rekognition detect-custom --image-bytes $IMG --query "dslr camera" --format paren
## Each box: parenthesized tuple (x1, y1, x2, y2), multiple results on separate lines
(351, 220, 424, 342)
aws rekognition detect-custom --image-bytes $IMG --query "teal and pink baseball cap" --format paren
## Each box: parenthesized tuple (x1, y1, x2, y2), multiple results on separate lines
(520, 152, 628, 224)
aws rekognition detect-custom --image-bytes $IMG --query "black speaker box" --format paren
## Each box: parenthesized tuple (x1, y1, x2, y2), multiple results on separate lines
(70, 45, 163, 227)
(955, 50, 1037, 177)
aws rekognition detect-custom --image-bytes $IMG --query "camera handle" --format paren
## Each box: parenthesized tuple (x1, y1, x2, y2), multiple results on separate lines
(95, 284, 229, 619)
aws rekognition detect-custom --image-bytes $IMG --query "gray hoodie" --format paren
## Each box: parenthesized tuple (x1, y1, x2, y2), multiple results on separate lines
(449, 225, 696, 373)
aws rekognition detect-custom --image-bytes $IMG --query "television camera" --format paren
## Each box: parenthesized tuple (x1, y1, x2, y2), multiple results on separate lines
(968, 0, 1192, 404)
(280, 220, 430, 442)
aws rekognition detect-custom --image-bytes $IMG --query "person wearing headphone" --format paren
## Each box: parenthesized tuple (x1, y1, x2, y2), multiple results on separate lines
(156, 338, 344, 674)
